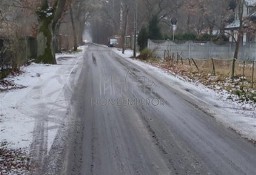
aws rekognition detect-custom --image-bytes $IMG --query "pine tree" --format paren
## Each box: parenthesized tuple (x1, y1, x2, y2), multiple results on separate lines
(138, 26, 148, 51)
(148, 15, 162, 40)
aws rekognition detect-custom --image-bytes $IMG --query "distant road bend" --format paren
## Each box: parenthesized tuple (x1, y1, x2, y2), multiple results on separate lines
(43, 44, 256, 175)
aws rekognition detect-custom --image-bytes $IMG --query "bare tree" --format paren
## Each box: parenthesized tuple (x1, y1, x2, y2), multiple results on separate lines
(233, 0, 244, 60)
(120, 2, 129, 53)
(36, 0, 69, 64)
(69, 3, 77, 51)
(71, 0, 98, 44)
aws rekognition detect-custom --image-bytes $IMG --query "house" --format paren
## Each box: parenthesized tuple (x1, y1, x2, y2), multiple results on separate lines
(225, 0, 256, 43)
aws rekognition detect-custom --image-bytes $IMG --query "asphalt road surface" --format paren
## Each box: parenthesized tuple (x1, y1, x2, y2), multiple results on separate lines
(44, 44, 256, 175)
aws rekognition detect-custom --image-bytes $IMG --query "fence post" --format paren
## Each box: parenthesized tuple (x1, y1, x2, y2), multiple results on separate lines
(188, 58, 191, 66)
(242, 61, 245, 90)
(208, 42, 210, 59)
(211, 58, 216, 76)
(231, 58, 236, 81)
(252, 61, 255, 88)
(25, 37, 28, 62)
(191, 58, 199, 72)
(189, 42, 191, 60)
(176, 53, 179, 64)
(229, 43, 232, 58)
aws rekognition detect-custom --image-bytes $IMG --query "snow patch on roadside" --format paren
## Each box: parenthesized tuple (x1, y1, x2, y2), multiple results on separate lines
(113, 48, 256, 142)
(0, 46, 86, 153)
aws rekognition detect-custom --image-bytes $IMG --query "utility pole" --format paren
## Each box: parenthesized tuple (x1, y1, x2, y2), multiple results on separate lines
(133, 0, 137, 58)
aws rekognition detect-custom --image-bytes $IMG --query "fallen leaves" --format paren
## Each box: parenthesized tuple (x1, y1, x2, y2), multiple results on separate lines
(0, 142, 32, 175)
(143, 59, 256, 103)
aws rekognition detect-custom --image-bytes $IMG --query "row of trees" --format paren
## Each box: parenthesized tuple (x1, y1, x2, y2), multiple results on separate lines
(89, 0, 230, 44)
(0, 0, 98, 66)
(1, 0, 255, 67)
(88, 0, 256, 60)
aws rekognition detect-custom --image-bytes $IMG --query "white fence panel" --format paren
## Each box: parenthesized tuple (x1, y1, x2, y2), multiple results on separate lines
(148, 40, 256, 60)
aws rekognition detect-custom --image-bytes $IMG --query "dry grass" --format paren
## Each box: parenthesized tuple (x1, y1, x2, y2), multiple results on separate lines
(142, 57, 256, 102)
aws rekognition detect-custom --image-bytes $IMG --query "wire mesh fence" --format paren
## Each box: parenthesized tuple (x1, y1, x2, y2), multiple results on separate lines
(163, 54, 256, 89)
(148, 39, 256, 61)
(148, 39, 256, 89)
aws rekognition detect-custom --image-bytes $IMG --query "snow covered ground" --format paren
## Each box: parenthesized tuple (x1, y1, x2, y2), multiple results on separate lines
(113, 48, 256, 142)
(0, 45, 255, 173)
(0, 46, 85, 174)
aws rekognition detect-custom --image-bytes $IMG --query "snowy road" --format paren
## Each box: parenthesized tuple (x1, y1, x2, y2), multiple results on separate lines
(43, 44, 256, 175)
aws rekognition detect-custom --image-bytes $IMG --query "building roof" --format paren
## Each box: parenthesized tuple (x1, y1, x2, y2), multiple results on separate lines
(245, 0, 256, 6)
(225, 1, 256, 30)
(225, 19, 240, 29)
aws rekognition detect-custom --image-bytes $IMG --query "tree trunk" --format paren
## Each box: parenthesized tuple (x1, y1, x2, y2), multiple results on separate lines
(121, 6, 129, 54)
(77, 21, 83, 44)
(36, 0, 67, 64)
(233, 1, 244, 59)
(54, 22, 61, 53)
(187, 14, 191, 33)
(233, 32, 242, 59)
(36, 3, 56, 64)
(231, 0, 244, 80)
(231, 31, 243, 80)
(70, 4, 78, 51)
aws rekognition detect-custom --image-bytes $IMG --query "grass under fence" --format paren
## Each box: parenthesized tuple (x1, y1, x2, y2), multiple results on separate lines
(143, 55, 256, 102)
